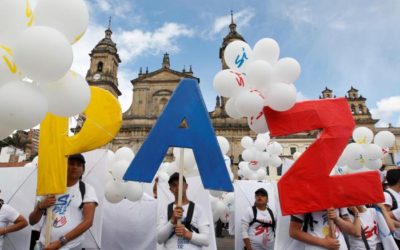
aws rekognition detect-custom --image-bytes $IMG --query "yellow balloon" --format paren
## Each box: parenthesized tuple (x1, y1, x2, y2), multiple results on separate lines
(37, 87, 122, 195)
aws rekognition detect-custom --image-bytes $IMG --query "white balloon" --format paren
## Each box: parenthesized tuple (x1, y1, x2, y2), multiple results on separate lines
(256, 168, 267, 181)
(223, 192, 235, 212)
(341, 143, 364, 168)
(40, 71, 90, 117)
(164, 161, 179, 175)
(217, 136, 230, 155)
(274, 57, 301, 84)
(224, 40, 253, 71)
(252, 38, 280, 64)
(374, 131, 395, 148)
(0, 123, 13, 139)
(13, 26, 73, 82)
(265, 82, 297, 111)
(258, 152, 270, 165)
(210, 190, 224, 198)
(174, 148, 196, 170)
(267, 142, 283, 155)
(212, 200, 226, 222)
(235, 89, 265, 117)
(0, 80, 47, 129)
(241, 136, 254, 149)
(364, 159, 383, 170)
(238, 161, 248, 169)
(213, 69, 247, 97)
(106, 150, 116, 163)
(245, 60, 273, 89)
(237, 168, 244, 178)
(112, 160, 130, 180)
(248, 160, 261, 171)
(362, 144, 383, 160)
(248, 111, 269, 134)
(268, 155, 282, 168)
(0, 44, 22, 85)
(242, 148, 256, 162)
(257, 133, 270, 144)
(225, 97, 243, 119)
(115, 147, 135, 162)
(254, 137, 267, 151)
(157, 171, 170, 183)
(0, 0, 31, 43)
(352, 127, 374, 144)
(293, 151, 302, 161)
(104, 181, 124, 203)
(123, 181, 143, 202)
(34, 0, 89, 44)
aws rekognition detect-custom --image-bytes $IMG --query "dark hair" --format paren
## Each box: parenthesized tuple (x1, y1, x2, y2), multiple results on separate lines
(386, 169, 400, 186)
(168, 172, 186, 185)
(255, 188, 268, 196)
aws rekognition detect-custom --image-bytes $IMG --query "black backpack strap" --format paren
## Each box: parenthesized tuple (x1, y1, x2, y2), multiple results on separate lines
(0, 199, 4, 210)
(361, 227, 371, 250)
(185, 202, 199, 233)
(79, 180, 86, 209)
(384, 190, 398, 210)
(167, 202, 174, 221)
(249, 205, 257, 227)
(302, 213, 314, 232)
(266, 207, 276, 234)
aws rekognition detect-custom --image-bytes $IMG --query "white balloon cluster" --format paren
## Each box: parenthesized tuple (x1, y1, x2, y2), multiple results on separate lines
(156, 136, 234, 182)
(213, 38, 301, 134)
(0, 0, 90, 139)
(105, 147, 144, 203)
(237, 133, 283, 180)
(210, 192, 234, 223)
(336, 127, 396, 173)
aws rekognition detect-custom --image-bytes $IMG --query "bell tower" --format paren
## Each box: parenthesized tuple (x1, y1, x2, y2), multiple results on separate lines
(86, 17, 121, 97)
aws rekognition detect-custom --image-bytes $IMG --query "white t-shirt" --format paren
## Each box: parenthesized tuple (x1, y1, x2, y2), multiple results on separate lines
(383, 188, 400, 239)
(292, 209, 348, 250)
(39, 182, 98, 249)
(0, 204, 20, 250)
(348, 208, 380, 250)
(241, 206, 275, 250)
(158, 202, 209, 250)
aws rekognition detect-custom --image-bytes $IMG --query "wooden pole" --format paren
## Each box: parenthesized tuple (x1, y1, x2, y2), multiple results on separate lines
(44, 205, 53, 246)
(177, 148, 185, 226)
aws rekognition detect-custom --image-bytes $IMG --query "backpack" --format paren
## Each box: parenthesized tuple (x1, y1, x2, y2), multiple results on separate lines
(167, 201, 199, 239)
(384, 190, 398, 210)
(248, 205, 276, 235)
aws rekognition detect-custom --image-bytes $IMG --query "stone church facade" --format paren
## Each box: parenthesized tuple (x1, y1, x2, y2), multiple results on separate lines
(85, 18, 400, 170)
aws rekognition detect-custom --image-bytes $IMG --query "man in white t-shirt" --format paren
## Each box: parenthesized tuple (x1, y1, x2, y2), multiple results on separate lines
(157, 173, 210, 249)
(0, 198, 28, 250)
(383, 168, 400, 248)
(289, 208, 361, 250)
(241, 188, 276, 250)
(29, 154, 98, 250)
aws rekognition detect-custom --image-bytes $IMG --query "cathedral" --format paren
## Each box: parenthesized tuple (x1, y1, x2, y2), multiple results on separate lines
(84, 17, 400, 171)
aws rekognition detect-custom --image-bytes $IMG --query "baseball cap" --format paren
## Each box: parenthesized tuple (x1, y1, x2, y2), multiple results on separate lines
(255, 188, 268, 196)
(68, 154, 86, 164)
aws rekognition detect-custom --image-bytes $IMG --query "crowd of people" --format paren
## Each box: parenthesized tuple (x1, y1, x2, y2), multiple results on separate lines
(1, 156, 400, 250)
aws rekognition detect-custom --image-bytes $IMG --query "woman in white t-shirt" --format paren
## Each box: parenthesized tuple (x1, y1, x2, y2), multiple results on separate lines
(241, 188, 276, 250)
(347, 204, 395, 250)
(0, 198, 28, 250)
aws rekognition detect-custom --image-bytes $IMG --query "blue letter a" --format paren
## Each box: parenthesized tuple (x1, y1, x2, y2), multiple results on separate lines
(123, 79, 233, 192)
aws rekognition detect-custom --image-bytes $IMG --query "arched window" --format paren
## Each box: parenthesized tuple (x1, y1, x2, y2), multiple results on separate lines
(351, 104, 356, 114)
(358, 104, 363, 114)
(158, 98, 168, 113)
(97, 62, 104, 72)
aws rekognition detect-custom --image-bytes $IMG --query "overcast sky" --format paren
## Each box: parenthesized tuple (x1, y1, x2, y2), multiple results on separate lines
(35, 0, 400, 127)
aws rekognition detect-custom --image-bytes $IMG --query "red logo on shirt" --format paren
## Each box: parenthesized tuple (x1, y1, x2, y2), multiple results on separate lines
(363, 221, 377, 239)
